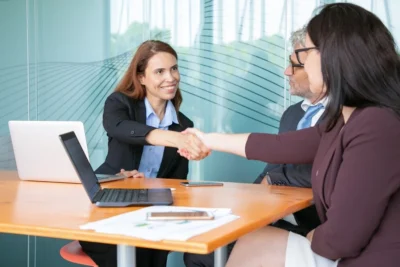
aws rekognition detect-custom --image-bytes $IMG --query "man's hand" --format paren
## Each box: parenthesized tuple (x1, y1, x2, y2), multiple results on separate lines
(306, 229, 315, 242)
(260, 177, 269, 185)
(118, 169, 145, 178)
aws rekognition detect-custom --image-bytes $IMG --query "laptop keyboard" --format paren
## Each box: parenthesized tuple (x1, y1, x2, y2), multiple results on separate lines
(100, 189, 148, 203)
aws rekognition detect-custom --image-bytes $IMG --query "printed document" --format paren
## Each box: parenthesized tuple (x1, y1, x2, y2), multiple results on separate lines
(80, 206, 239, 241)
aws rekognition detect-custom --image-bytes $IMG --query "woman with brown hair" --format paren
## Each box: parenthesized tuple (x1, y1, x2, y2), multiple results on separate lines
(80, 40, 208, 267)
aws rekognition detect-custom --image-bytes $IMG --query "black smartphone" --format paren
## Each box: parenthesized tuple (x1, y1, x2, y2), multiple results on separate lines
(180, 181, 224, 187)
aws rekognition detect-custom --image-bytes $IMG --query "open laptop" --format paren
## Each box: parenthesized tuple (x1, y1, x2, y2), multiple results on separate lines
(59, 131, 173, 207)
(8, 121, 124, 183)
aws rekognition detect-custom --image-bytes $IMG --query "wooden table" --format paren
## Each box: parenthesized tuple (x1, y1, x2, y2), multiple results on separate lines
(0, 171, 313, 267)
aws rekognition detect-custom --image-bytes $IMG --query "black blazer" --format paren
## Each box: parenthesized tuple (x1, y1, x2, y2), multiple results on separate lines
(254, 101, 313, 186)
(95, 92, 194, 179)
(254, 101, 321, 233)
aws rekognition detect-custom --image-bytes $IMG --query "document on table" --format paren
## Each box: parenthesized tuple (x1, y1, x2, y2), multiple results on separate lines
(80, 206, 239, 241)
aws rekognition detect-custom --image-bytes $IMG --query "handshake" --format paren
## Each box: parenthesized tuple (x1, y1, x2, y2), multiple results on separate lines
(177, 128, 211, 161)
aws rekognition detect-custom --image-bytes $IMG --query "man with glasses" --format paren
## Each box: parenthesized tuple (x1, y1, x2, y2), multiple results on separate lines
(183, 27, 327, 267)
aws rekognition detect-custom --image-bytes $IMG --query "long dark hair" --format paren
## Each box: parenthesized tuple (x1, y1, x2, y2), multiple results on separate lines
(115, 40, 183, 113)
(307, 3, 400, 130)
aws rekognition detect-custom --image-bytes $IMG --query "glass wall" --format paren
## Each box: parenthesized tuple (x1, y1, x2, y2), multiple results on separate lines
(0, 0, 398, 266)
(0, 0, 322, 180)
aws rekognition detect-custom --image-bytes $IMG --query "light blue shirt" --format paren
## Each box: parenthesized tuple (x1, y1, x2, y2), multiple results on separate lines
(138, 98, 178, 178)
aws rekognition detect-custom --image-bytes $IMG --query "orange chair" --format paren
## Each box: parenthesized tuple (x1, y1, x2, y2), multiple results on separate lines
(60, 240, 97, 267)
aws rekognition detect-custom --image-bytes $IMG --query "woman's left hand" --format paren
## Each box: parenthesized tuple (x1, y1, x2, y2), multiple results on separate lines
(118, 169, 145, 178)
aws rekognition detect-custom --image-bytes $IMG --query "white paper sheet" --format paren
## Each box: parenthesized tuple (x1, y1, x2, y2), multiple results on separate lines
(80, 206, 240, 241)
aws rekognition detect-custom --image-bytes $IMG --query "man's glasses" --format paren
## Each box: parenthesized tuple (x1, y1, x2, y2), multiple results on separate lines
(289, 61, 303, 74)
(294, 47, 318, 65)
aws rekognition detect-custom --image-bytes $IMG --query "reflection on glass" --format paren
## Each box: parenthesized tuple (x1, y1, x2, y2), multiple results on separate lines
(1, 1, 399, 266)
(1, 0, 398, 179)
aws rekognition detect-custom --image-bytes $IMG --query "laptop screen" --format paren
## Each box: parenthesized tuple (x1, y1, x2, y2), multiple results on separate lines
(59, 131, 100, 201)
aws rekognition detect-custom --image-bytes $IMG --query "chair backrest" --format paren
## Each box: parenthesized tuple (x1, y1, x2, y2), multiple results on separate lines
(59, 240, 97, 267)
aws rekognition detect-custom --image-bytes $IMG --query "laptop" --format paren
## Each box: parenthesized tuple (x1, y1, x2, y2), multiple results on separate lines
(8, 121, 124, 183)
(59, 131, 173, 207)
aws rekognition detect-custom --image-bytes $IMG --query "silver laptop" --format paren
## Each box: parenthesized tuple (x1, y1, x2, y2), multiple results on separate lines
(59, 131, 173, 207)
(8, 121, 124, 183)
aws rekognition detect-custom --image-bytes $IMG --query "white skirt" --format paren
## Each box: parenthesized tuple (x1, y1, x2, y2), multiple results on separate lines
(285, 232, 339, 267)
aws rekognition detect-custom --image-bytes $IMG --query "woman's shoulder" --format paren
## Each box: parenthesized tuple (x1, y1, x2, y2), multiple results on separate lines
(351, 106, 399, 124)
(106, 92, 142, 106)
(107, 91, 131, 101)
(346, 106, 400, 136)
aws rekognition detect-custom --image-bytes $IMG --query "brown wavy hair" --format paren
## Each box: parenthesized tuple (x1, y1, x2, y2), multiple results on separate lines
(115, 40, 183, 112)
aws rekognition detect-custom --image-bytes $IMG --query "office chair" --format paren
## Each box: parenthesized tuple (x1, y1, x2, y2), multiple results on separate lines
(60, 240, 97, 267)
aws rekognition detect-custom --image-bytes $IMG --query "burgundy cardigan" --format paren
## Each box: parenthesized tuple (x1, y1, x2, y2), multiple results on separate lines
(246, 107, 400, 267)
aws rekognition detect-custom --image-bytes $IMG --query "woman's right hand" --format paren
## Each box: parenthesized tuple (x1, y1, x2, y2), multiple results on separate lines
(178, 128, 211, 160)
(182, 128, 207, 144)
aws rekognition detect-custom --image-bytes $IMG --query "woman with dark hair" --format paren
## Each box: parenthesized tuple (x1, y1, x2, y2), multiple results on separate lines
(80, 40, 208, 267)
(181, 3, 400, 267)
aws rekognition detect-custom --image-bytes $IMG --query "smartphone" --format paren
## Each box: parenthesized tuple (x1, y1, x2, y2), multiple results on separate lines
(146, 211, 214, 221)
(180, 181, 224, 187)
